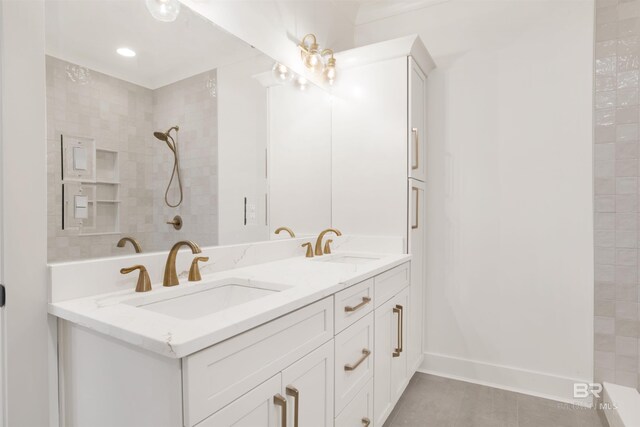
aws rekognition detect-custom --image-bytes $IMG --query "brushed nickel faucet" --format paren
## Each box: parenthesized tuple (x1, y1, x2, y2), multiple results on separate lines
(314, 228, 341, 256)
(163, 240, 202, 286)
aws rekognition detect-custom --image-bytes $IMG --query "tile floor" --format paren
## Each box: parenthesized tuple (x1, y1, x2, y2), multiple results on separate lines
(383, 373, 605, 427)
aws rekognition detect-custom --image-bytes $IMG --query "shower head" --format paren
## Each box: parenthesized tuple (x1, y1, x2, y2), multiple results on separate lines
(153, 131, 168, 142)
(153, 126, 179, 152)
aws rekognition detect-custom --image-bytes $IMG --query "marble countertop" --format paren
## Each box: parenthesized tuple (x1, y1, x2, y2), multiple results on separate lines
(49, 252, 411, 358)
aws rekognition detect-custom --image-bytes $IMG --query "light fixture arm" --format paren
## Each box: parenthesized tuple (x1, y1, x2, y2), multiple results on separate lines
(321, 48, 334, 59)
(297, 33, 338, 85)
(299, 34, 318, 53)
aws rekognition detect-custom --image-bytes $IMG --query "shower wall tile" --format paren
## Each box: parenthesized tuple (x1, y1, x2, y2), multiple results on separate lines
(46, 56, 219, 262)
(595, 0, 640, 392)
(46, 56, 154, 262)
(151, 70, 218, 250)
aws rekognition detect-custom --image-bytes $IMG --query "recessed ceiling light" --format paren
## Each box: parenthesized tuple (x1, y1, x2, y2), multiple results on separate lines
(116, 47, 136, 58)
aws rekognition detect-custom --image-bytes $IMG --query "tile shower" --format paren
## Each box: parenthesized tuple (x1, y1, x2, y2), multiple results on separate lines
(594, 0, 640, 390)
(46, 56, 218, 262)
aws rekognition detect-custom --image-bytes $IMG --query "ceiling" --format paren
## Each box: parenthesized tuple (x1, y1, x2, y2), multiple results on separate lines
(327, 0, 452, 26)
(45, 0, 262, 89)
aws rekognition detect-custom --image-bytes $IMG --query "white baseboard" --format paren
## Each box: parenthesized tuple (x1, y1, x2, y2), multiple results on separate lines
(418, 351, 593, 407)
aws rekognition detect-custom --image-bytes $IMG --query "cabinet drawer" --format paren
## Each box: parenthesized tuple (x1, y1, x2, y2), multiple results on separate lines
(335, 312, 374, 415)
(335, 379, 374, 427)
(183, 297, 334, 426)
(334, 278, 374, 333)
(374, 262, 410, 307)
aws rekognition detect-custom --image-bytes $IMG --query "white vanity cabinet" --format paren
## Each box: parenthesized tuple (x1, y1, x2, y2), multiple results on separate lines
(57, 262, 416, 427)
(408, 57, 427, 182)
(374, 287, 411, 426)
(407, 179, 425, 372)
(197, 375, 282, 427)
(332, 36, 435, 387)
(201, 341, 334, 427)
(282, 341, 334, 427)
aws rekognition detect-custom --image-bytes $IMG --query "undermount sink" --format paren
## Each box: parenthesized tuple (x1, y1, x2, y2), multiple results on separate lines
(124, 279, 287, 320)
(315, 254, 380, 265)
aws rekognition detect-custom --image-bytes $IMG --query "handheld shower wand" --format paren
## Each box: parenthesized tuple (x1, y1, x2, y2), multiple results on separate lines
(153, 125, 183, 208)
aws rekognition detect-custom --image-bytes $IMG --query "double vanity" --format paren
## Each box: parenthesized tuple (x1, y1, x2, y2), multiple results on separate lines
(44, 2, 434, 425)
(49, 236, 420, 427)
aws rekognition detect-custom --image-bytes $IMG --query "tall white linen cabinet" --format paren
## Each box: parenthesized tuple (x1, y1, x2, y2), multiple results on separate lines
(332, 35, 435, 426)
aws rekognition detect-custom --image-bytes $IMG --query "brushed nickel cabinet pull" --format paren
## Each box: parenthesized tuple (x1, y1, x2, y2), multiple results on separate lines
(286, 386, 299, 427)
(344, 348, 371, 371)
(412, 187, 419, 230)
(362, 417, 371, 426)
(344, 296, 372, 313)
(411, 127, 419, 170)
(274, 394, 287, 427)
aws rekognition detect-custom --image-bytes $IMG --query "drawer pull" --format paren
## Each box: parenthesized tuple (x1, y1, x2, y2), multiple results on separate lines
(362, 417, 371, 426)
(393, 304, 404, 357)
(344, 296, 372, 313)
(285, 386, 299, 427)
(274, 394, 287, 427)
(344, 348, 371, 371)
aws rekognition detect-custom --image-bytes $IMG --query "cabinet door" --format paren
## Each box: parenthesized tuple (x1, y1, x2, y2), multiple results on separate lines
(197, 374, 283, 427)
(282, 340, 334, 427)
(374, 288, 410, 426)
(408, 57, 427, 182)
(335, 379, 374, 427)
(407, 179, 425, 373)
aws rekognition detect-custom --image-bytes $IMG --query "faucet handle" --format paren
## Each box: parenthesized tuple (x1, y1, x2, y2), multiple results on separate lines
(324, 239, 333, 255)
(120, 265, 152, 293)
(301, 242, 314, 258)
(188, 256, 209, 282)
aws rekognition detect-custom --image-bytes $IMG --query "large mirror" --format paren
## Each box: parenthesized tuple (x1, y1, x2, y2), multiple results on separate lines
(45, 0, 332, 262)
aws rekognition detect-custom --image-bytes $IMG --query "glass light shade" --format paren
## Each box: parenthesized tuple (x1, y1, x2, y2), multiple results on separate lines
(304, 49, 323, 72)
(145, 0, 180, 22)
(272, 63, 291, 82)
(323, 59, 337, 85)
(295, 76, 308, 91)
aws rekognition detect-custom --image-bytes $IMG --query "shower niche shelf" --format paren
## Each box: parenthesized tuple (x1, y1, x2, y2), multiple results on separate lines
(61, 135, 121, 235)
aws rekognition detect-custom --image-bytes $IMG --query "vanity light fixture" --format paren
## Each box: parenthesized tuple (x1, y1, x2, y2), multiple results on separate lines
(145, 0, 180, 22)
(298, 33, 338, 85)
(295, 75, 309, 91)
(299, 34, 322, 71)
(321, 49, 337, 85)
(116, 47, 136, 57)
(272, 63, 292, 82)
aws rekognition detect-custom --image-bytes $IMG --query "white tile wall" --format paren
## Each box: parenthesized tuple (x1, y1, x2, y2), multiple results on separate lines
(47, 57, 218, 262)
(594, 0, 640, 391)
(151, 70, 218, 249)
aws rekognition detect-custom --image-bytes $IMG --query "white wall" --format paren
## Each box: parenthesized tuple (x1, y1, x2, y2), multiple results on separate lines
(0, 0, 51, 425)
(356, 0, 595, 402)
(217, 55, 272, 245)
(179, 0, 356, 87)
(268, 83, 332, 236)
